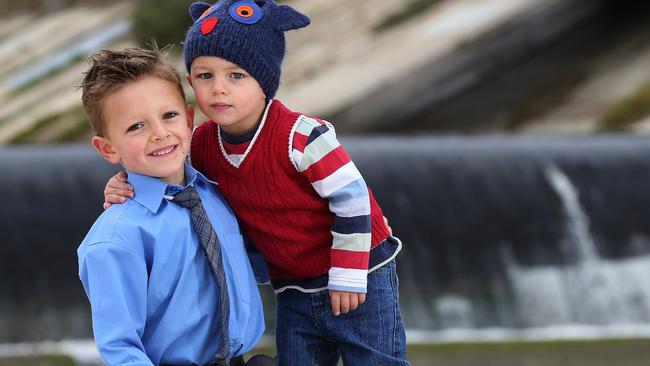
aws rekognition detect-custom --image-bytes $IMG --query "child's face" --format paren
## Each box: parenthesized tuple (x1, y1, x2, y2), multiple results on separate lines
(92, 76, 194, 185)
(187, 56, 266, 136)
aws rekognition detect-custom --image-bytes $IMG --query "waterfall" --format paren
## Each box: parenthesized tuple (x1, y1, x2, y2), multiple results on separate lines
(507, 165, 650, 329)
(3, 136, 650, 343)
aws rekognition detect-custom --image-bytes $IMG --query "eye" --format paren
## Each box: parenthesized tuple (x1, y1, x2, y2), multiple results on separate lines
(229, 72, 245, 80)
(127, 122, 144, 132)
(237, 5, 253, 17)
(163, 112, 179, 120)
(197, 72, 213, 80)
(229, 0, 262, 24)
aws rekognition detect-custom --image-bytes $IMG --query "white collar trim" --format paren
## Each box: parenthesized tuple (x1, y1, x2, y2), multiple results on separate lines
(217, 100, 273, 168)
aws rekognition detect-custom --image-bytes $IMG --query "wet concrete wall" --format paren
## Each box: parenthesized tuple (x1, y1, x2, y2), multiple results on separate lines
(3, 137, 650, 341)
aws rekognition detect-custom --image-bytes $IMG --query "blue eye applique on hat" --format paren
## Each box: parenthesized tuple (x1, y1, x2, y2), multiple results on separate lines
(229, 0, 263, 24)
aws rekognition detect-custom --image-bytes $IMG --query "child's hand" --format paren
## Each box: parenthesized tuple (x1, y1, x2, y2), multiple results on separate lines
(103, 171, 134, 209)
(383, 215, 392, 235)
(329, 290, 366, 316)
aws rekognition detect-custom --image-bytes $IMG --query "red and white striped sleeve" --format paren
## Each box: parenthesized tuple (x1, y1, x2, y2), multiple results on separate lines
(289, 116, 371, 293)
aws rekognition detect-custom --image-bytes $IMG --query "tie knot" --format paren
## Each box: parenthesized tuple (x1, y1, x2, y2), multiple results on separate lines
(172, 185, 201, 208)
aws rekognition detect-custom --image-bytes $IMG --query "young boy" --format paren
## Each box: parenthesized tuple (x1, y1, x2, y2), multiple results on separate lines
(105, 1, 409, 365)
(78, 46, 272, 366)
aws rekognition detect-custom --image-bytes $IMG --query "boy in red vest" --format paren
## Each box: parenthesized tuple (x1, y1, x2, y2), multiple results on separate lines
(104, 1, 409, 365)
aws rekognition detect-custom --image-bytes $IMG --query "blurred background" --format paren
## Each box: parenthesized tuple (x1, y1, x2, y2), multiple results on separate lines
(2, 0, 650, 365)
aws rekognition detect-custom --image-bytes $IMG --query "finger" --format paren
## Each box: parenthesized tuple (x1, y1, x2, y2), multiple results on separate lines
(349, 294, 359, 311)
(109, 173, 132, 189)
(339, 294, 350, 314)
(103, 202, 112, 210)
(383, 215, 393, 235)
(105, 194, 127, 205)
(330, 292, 341, 316)
(105, 187, 134, 198)
(107, 180, 134, 192)
(359, 293, 366, 305)
(105, 181, 133, 194)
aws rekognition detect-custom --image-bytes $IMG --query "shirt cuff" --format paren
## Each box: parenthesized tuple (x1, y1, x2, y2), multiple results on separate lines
(327, 267, 368, 293)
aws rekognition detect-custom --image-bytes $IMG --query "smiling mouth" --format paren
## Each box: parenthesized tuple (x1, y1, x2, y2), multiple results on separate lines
(150, 145, 178, 157)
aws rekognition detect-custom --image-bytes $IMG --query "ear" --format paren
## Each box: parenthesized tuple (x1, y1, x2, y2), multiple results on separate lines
(186, 104, 195, 129)
(190, 2, 213, 22)
(276, 5, 310, 32)
(185, 73, 193, 88)
(92, 136, 121, 165)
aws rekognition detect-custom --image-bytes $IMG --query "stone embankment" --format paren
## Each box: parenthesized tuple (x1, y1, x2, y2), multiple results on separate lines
(2, 0, 650, 143)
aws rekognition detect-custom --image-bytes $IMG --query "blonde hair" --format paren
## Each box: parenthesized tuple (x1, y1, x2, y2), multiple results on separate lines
(80, 45, 185, 136)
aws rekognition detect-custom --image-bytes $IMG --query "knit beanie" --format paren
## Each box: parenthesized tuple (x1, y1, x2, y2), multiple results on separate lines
(183, 0, 310, 99)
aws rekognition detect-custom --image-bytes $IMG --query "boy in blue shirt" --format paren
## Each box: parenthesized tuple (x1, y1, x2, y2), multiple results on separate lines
(77, 46, 272, 366)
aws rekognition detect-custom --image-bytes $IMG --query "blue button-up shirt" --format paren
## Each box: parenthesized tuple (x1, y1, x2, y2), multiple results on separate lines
(78, 164, 264, 365)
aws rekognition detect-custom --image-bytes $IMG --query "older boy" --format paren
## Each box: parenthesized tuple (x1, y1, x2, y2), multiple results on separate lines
(78, 46, 271, 366)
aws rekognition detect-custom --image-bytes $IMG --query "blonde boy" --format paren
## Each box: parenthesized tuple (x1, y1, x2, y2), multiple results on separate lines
(79, 47, 270, 366)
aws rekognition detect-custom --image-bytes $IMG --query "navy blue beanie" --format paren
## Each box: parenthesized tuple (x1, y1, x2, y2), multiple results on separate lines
(183, 0, 310, 99)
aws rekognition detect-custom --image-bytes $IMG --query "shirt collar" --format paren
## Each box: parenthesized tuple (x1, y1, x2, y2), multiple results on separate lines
(218, 99, 273, 145)
(127, 163, 216, 214)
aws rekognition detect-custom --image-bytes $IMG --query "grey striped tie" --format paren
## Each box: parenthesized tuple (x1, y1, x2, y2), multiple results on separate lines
(172, 185, 230, 365)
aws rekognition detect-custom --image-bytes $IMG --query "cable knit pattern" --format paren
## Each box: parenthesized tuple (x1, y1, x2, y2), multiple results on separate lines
(191, 101, 390, 291)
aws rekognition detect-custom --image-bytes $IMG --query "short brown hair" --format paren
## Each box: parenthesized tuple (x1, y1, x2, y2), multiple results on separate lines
(80, 45, 185, 136)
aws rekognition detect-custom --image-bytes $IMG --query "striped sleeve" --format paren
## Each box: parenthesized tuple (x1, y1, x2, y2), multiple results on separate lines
(290, 116, 371, 293)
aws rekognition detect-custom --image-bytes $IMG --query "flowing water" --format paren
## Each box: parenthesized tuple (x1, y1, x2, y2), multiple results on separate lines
(2, 136, 650, 344)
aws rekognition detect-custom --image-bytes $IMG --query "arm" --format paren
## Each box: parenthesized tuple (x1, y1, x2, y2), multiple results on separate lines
(103, 171, 134, 209)
(290, 117, 370, 315)
(78, 241, 152, 365)
(244, 236, 271, 285)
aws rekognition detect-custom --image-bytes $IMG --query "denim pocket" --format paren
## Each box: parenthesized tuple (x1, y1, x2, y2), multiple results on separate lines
(368, 260, 398, 302)
(223, 233, 252, 304)
(370, 258, 396, 276)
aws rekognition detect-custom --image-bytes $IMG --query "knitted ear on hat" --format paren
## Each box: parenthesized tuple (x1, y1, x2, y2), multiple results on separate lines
(277, 4, 311, 31)
(189, 2, 213, 22)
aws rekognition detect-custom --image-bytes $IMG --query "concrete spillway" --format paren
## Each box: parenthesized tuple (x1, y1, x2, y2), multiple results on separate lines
(2, 136, 650, 342)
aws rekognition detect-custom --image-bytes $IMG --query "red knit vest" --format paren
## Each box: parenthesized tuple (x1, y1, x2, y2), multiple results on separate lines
(191, 101, 390, 279)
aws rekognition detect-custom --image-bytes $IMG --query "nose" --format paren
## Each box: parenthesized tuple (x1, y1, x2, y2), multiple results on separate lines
(151, 120, 171, 141)
(210, 77, 228, 96)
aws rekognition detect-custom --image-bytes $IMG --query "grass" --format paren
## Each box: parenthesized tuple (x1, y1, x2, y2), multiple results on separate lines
(406, 339, 650, 366)
(3, 339, 650, 366)
(598, 79, 650, 131)
(247, 338, 650, 366)
(0, 355, 76, 366)
(373, 0, 444, 33)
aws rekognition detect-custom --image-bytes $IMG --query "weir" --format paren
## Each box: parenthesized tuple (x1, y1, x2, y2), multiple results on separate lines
(2, 136, 650, 343)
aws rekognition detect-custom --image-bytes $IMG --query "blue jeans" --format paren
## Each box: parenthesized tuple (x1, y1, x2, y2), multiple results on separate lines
(275, 260, 410, 366)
